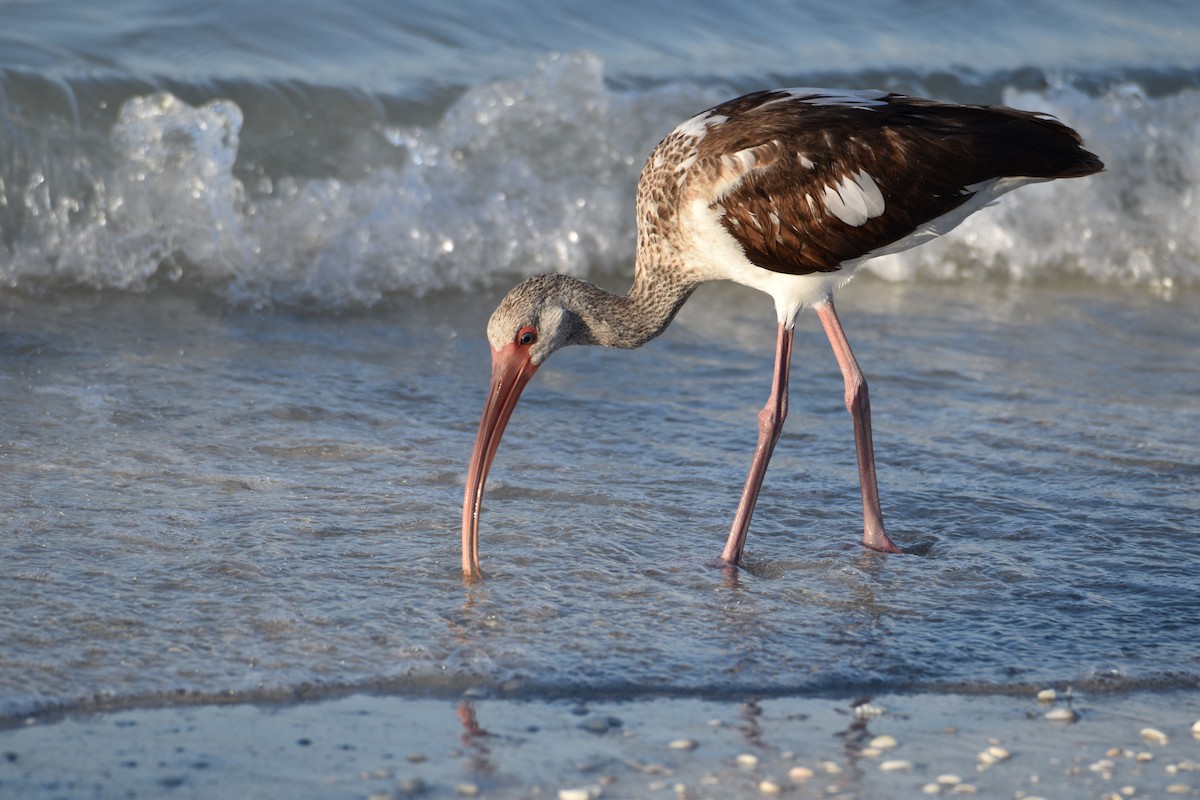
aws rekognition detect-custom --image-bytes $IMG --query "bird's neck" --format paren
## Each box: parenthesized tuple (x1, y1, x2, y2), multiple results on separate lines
(560, 266, 697, 350)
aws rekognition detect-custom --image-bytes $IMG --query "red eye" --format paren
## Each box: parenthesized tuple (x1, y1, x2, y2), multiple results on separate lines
(517, 326, 537, 347)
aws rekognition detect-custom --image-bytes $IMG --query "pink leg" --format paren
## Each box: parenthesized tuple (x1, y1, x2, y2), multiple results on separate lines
(813, 299, 902, 553)
(722, 323, 792, 565)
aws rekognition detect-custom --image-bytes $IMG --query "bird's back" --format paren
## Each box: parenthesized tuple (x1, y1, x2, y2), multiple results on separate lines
(636, 89, 1103, 280)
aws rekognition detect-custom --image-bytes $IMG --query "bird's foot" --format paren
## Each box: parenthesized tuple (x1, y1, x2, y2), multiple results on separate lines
(863, 533, 937, 555)
(862, 530, 904, 554)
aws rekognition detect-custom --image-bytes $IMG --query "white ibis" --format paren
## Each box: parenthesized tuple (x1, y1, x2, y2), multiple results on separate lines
(461, 88, 1103, 577)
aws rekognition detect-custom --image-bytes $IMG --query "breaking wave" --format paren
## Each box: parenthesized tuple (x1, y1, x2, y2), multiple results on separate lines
(1, 52, 1197, 307)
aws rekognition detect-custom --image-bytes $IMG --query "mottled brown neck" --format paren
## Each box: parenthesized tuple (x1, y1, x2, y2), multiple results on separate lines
(552, 269, 694, 351)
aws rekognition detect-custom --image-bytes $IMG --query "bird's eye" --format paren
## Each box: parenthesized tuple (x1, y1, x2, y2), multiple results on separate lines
(517, 326, 538, 347)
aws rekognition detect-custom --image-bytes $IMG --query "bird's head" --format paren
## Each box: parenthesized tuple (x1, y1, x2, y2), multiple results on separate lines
(462, 275, 578, 578)
(485, 274, 580, 366)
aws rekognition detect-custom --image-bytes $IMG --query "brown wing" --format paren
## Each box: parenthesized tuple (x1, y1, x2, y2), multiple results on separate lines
(691, 90, 1103, 275)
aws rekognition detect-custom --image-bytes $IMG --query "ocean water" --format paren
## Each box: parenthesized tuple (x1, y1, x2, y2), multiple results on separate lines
(2, 0, 1199, 722)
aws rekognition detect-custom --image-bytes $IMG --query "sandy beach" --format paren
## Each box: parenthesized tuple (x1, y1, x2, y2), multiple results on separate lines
(3, 689, 1197, 799)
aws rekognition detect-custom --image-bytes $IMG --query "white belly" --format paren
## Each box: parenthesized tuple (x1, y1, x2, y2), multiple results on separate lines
(680, 198, 857, 327)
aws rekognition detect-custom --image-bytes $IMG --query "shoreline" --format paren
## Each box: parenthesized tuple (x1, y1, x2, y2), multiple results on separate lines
(2, 688, 1197, 799)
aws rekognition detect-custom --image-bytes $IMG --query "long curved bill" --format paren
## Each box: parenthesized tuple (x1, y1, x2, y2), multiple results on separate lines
(461, 342, 538, 577)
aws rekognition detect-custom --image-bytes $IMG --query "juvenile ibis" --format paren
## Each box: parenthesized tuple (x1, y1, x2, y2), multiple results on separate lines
(461, 88, 1103, 577)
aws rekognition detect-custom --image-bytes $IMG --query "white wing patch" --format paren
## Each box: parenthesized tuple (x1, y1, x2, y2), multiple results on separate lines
(674, 110, 729, 142)
(722, 146, 760, 173)
(771, 88, 891, 109)
(821, 169, 886, 227)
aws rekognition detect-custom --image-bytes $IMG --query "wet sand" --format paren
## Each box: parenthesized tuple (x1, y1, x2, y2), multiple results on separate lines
(2, 689, 1197, 799)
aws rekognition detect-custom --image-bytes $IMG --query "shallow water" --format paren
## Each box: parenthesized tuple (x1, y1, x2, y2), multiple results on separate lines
(1, 0, 1199, 722)
(3, 278, 1198, 718)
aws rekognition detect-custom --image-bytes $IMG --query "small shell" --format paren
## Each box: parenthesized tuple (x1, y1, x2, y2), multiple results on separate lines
(737, 753, 759, 768)
(788, 766, 815, 781)
(1140, 728, 1169, 745)
(1036, 688, 1057, 703)
(557, 789, 597, 800)
(880, 759, 913, 772)
(870, 734, 899, 750)
(978, 745, 1011, 766)
(1044, 707, 1079, 723)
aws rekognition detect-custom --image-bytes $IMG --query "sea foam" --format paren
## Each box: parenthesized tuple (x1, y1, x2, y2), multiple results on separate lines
(1, 53, 1196, 306)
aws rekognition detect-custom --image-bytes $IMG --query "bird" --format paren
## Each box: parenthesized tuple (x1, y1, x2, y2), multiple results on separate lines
(461, 87, 1103, 578)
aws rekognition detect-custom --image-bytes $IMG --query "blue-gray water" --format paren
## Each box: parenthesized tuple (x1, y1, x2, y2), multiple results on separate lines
(2, 0, 1199, 721)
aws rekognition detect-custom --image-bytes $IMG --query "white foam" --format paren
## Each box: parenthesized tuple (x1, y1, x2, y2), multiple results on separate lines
(1, 57, 1196, 306)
